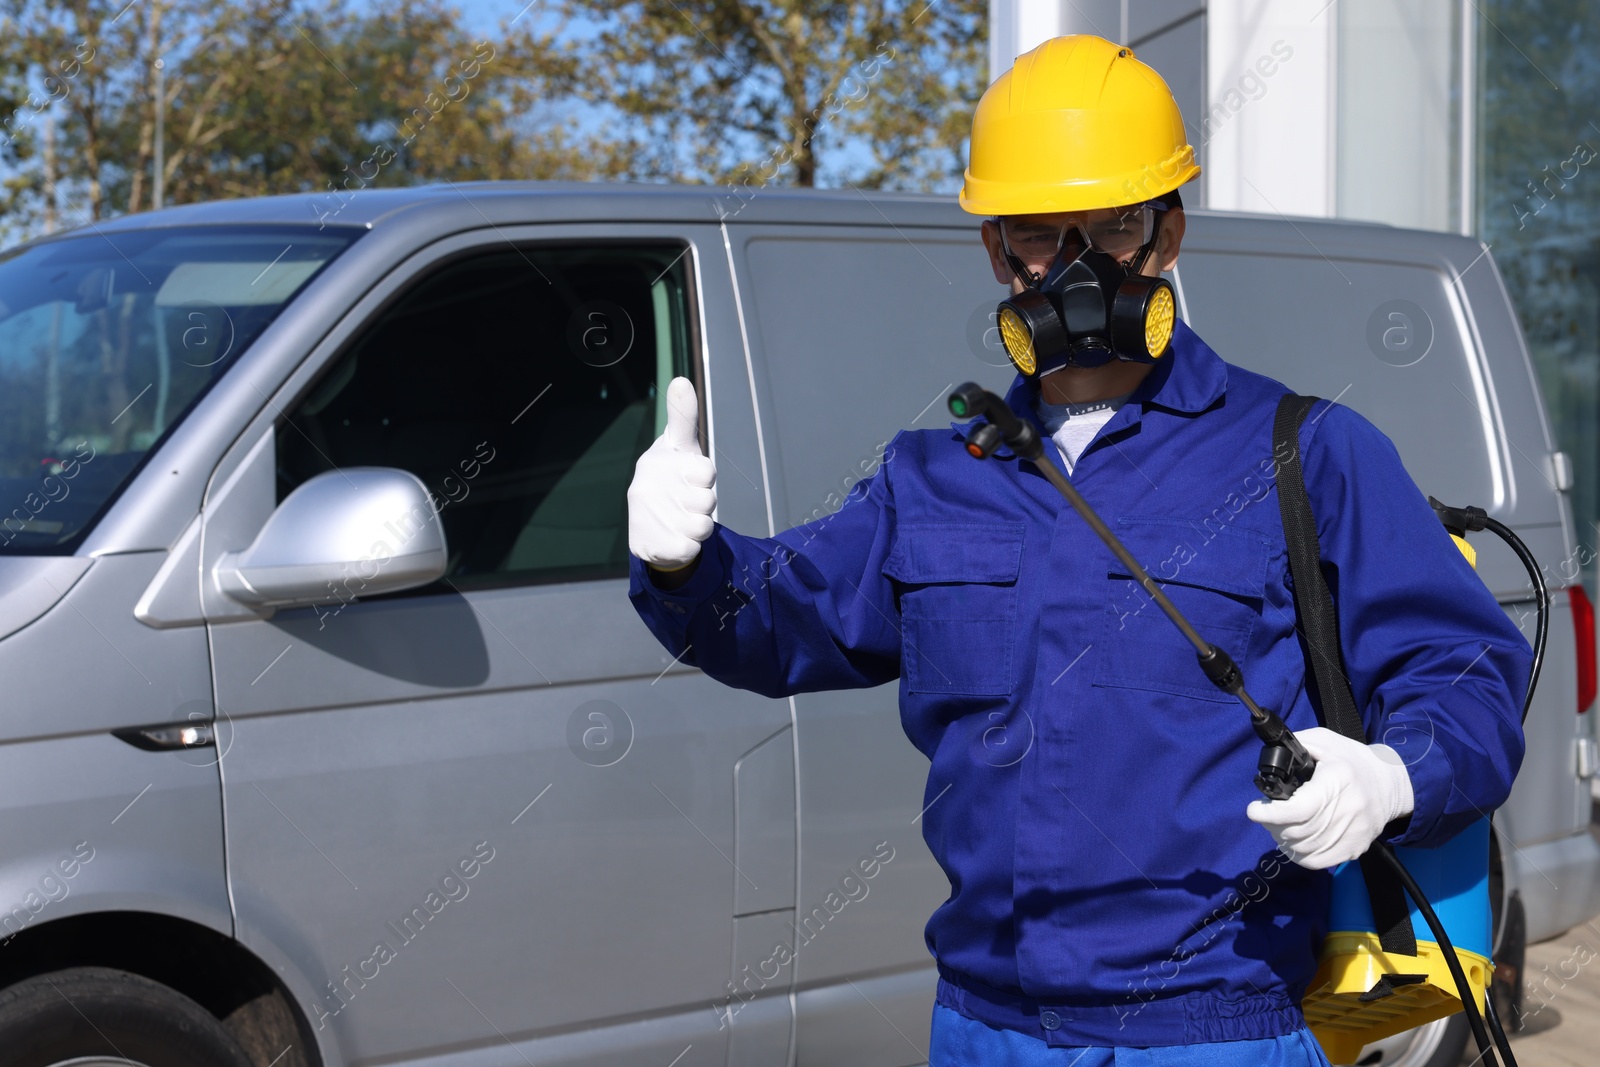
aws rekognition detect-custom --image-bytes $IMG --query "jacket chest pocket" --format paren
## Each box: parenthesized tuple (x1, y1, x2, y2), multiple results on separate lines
(882, 522, 1025, 696)
(1092, 520, 1271, 703)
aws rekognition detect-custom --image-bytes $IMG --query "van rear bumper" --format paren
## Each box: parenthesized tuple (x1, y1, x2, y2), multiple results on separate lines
(1512, 828, 1600, 944)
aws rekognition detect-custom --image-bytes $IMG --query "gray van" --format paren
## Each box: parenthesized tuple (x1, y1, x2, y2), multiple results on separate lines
(0, 183, 1590, 1067)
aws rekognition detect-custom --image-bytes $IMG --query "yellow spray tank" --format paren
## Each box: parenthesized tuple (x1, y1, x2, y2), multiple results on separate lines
(1303, 526, 1495, 1064)
(1303, 824, 1493, 1063)
(952, 385, 1535, 1067)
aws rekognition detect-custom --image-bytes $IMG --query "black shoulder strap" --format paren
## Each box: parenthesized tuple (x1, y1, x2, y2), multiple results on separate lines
(1272, 394, 1418, 958)
(1272, 395, 1365, 741)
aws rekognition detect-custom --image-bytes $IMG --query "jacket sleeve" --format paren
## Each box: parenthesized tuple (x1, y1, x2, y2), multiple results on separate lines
(1301, 402, 1531, 848)
(626, 435, 905, 699)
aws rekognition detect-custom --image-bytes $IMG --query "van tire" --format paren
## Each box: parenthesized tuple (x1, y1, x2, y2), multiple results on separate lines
(1395, 1014, 1471, 1067)
(0, 966, 255, 1067)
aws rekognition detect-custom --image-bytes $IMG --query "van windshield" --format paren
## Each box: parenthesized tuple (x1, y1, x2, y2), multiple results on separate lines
(0, 224, 360, 553)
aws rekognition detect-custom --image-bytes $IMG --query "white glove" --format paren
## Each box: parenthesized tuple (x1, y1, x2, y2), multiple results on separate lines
(627, 376, 717, 570)
(1245, 726, 1415, 870)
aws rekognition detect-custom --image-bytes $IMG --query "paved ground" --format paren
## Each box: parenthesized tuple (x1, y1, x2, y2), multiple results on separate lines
(1464, 811, 1600, 1066)
(1499, 932, 1600, 1066)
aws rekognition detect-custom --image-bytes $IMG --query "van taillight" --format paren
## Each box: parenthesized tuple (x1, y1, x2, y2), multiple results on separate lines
(1571, 584, 1596, 714)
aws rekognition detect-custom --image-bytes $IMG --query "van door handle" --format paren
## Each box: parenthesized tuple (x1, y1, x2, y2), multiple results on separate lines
(112, 722, 216, 751)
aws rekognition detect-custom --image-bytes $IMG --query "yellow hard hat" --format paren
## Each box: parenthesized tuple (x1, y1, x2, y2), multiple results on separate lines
(960, 35, 1200, 216)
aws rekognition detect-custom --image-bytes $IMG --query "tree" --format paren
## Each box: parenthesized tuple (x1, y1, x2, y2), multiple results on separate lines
(0, 0, 625, 245)
(159, 0, 627, 209)
(0, 0, 230, 228)
(559, 0, 985, 194)
(0, 0, 109, 237)
(0, 0, 986, 249)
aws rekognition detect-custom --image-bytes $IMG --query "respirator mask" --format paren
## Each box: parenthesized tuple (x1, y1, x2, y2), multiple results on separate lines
(994, 201, 1177, 379)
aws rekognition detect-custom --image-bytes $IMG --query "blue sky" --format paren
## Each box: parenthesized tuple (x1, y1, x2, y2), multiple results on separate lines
(348, 0, 570, 47)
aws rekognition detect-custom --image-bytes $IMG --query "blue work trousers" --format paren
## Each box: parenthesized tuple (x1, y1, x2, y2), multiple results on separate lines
(930, 1004, 1334, 1066)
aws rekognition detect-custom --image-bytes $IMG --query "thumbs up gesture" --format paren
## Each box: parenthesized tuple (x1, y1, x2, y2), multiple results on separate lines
(628, 377, 718, 570)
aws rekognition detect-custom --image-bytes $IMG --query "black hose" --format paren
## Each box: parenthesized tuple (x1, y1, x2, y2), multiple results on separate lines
(1383, 514, 1546, 1067)
(952, 405, 1543, 1066)
(1374, 843, 1508, 1067)
(1483, 985, 1518, 1067)
(1464, 514, 1548, 1067)
(1483, 516, 1547, 725)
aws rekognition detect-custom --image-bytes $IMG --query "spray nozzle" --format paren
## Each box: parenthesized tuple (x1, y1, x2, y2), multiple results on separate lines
(1428, 495, 1489, 537)
(949, 384, 1042, 461)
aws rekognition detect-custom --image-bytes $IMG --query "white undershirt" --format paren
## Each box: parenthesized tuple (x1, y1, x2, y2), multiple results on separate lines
(1037, 392, 1134, 473)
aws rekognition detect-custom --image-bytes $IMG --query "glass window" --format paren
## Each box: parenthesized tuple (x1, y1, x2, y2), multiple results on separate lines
(275, 242, 694, 591)
(1476, 1, 1600, 589)
(0, 224, 360, 553)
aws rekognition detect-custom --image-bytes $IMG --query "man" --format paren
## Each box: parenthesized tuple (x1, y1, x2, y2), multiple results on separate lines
(627, 35, 1529, 1065)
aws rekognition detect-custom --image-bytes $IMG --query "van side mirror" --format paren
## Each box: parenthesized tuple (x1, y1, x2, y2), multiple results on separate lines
(214, 467, 448, 610)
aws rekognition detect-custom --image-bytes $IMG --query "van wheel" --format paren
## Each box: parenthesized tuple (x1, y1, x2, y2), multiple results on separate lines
(0, 966, 254, 1067)
(1348, 1015, 1470, 1067)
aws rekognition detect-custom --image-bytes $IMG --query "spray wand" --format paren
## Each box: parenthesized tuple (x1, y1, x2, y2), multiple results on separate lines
(947, 382, 1315, 798)
(948, 382, 1537, 1067)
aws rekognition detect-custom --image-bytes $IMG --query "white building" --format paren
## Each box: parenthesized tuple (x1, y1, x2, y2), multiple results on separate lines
(988, 0, 1470, 231)
(988, 0, 1600, 579)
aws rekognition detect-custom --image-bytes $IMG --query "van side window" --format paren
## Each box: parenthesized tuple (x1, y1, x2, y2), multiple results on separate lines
(275, 242, 694, 591)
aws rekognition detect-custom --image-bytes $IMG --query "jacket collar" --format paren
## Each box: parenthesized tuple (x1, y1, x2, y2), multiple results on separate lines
(1125, 319, 1227, 414)
(948, 320, 1227, 458)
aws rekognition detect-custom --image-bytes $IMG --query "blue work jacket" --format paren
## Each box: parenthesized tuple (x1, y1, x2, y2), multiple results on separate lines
(628, 319, 1530, 1047)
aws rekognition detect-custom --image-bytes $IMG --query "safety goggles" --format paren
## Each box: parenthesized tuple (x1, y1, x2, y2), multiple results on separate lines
(997, 201, 1167, 266)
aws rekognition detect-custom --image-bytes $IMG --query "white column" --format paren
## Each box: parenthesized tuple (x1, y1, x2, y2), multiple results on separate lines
(988, 0, 1123, 82)
(1335, 0, 1459, 232)
(1203, 0, 1337, 217)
